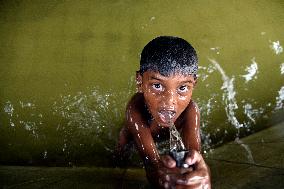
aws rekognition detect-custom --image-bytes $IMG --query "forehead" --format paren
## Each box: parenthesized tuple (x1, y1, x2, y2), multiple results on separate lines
(142, 71, 195, 83)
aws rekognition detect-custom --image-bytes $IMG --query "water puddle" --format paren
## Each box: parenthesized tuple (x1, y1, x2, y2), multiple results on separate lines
(235, 137, 255, 164)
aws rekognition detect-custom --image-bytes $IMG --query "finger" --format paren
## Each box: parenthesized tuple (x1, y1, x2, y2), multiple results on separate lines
(158, 178, 170, 189)
(176, 169, 209, 186)
(176, 183, 209, 189)
(161, 155, 176, 168)
(184, 150, 204, 166)
(176, 176, 210, 186)
(157, 168, 172, 189)
(176, 183, 200, 189)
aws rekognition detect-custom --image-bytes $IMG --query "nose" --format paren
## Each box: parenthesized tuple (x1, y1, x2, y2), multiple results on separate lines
(162, 90, 177, 108)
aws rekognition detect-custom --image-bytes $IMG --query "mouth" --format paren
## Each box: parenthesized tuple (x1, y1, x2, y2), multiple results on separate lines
(157, 109, 176, 125)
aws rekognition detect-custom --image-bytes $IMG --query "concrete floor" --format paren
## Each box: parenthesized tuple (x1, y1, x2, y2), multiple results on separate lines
(1, 122, 284, 189)
(206, 121, 284, 189)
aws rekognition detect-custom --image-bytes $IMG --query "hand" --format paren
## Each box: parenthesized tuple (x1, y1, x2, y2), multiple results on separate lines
(147, 155, 194, 189)
(174, 150, 211, 189)
(146, 151, 211, 189)
(145, 156, 180, 189)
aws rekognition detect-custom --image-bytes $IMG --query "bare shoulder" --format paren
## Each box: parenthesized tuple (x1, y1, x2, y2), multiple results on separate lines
(187, 100, 200, 115)
(180, 100, 200, 120)
(127, 93, 144, 107)
(176, 100, 200, 129)
(180, 100, 201, 151)
(126, 93, 144, 118)
(125, 93, 149, 129)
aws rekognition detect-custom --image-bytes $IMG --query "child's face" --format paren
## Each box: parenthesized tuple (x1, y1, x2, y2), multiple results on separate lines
(137, 71, 196, 127)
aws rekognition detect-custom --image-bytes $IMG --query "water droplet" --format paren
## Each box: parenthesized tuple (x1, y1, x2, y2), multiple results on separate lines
(269, 40, 283, 55)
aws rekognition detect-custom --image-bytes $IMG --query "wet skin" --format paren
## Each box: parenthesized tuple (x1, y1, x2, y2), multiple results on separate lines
(116, 71, 211, 188)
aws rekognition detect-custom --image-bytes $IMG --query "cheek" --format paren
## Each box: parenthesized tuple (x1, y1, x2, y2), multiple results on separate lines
(144, 86, 158, 97)
(144, 92, 159, 110)
(144, 86, 163, 103)
(178, 95, 188, 101)
(177, 94, 192, 108)
(178, 92, 192, 102)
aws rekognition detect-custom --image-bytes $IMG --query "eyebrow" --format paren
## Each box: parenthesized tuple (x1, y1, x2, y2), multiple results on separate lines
(150, 76, 194, 84)
(181, 80, 194, 84)
(150, 76, 163, 81)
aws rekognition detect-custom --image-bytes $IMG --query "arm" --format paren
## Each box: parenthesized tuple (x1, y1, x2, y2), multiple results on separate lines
(125, 94, 179, 188)
(176, 150, 211, 188)
(125, 94, 160, 167)
(181, 100, 201, 152)
(114, 125, 133, 167)
(114, 94, 161, 167)
(174, 101, 211, 188)
(161, 100, 211, 188)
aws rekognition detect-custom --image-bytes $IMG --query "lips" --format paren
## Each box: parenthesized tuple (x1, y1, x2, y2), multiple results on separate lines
(157, 110, 176, 125)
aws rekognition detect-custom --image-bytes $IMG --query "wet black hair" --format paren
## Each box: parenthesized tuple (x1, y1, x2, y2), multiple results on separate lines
(139, 36, 198, 78)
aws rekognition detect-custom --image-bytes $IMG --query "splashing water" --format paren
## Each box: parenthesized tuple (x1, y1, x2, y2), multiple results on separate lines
(208, 58, 258, 163)
(4, 101, 14, 117)
(169, 124, 186, 152)
(208, 58, 243, 129)
(43, 150, 48, 159)
(19, 101, 35, 108)
(169, 123, 190, 168)
(158, 110, 186, 153)
(269, 40, 283, 55)
(235, 138, 255, 163)
(210, 46, 221, 55)
(198, 64, 216, 82)
(52, 85, 133, 153)
(275, 86, 284, 110)
(280, 63, 284, 75)
(241, 57, 259, 83)
(243, 103, 264, 125)
(4, 101, 15, 127)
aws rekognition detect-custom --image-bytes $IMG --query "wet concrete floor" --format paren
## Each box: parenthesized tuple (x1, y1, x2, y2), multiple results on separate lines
(1, 122, 283, 189)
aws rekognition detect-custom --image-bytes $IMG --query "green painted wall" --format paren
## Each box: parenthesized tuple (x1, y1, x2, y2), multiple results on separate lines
(0, 0, 283, 166)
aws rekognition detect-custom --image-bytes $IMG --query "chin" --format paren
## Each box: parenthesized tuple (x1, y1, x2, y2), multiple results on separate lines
(157, 122, 172, 128)
(155, 117, 177, 127)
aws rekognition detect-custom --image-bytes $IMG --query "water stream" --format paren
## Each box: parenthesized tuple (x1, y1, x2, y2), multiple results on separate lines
(169, 124, 186, 152)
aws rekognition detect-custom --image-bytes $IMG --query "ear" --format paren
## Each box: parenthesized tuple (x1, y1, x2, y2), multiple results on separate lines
(136, 71, 143, 93)
(193, 77, 198, 87)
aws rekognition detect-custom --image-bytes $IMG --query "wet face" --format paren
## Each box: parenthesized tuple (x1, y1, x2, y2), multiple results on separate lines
(137, 71, 196, 127)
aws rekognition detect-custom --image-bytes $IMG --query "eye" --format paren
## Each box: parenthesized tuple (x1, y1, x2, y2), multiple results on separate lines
(152, 83, 163, 91)
(178, 85, 189, 93)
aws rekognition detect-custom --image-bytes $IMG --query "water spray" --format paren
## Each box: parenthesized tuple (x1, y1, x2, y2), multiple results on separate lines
(169, 122, 190, 168)
(160, 110, 191, 168)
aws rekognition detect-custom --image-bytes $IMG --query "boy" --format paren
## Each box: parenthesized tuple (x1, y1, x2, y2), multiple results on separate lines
(115, 36, 211, 188)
